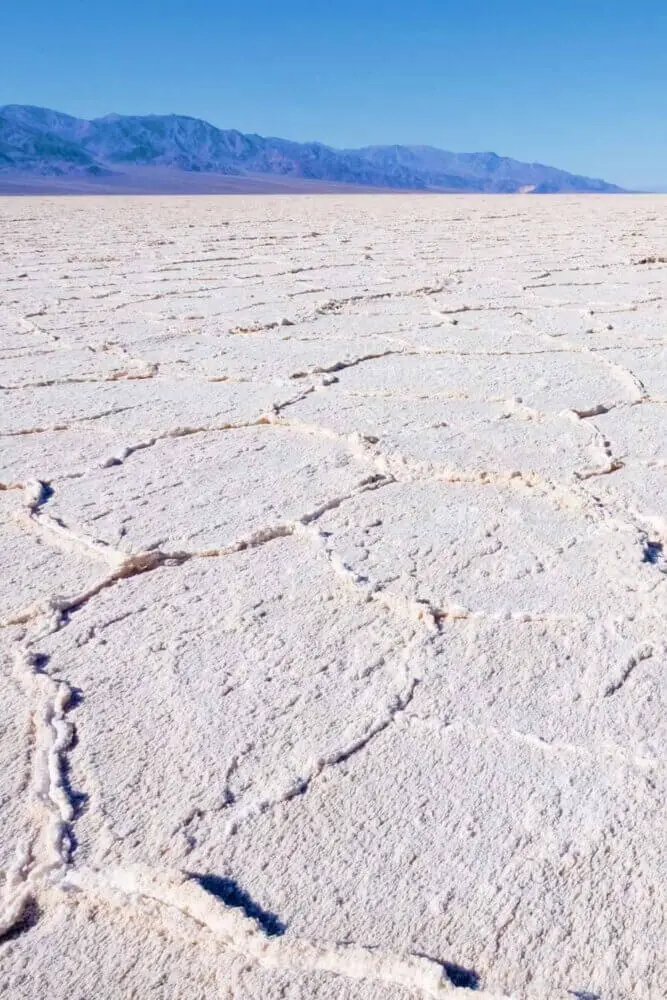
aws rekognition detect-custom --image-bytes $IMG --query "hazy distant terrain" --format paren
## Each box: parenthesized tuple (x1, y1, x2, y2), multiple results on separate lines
(1, 194, 665, 1000)
(0, 104, 624, 193)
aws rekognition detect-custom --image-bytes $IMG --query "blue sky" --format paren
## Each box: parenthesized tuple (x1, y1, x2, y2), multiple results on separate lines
(2, 1, 666, 189)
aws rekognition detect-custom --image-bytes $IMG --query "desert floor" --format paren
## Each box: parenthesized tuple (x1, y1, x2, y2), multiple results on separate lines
(0, 195, 665, 1000)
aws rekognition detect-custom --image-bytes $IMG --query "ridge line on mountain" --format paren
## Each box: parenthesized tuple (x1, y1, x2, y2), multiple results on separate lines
(0, 104, 625, 194)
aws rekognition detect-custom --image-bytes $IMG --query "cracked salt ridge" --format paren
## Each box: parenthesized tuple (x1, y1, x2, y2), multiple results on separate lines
(31, 418, 387, 558)
(21, 468, 458, 648)
(581, 462, 667, 545)
(0, 647, 76, 939)
(0, 359, 656, 516)
(421, 611, 666, 757)
(5, 888, 482, 997)
(5, 195, 667, 1000)
(132, 331, 408, 385)
(312, 478, 661, 624)
(14, 418, 628, 600)
(17, 524, 664, 1000)
(5, 628, 487, 989)
(0, 377, 292, 435)
(271, 392, 617, 486)
(305, 350, 644, 417)
(0, 364, 158, 392)
(60, 866, 504, 998)
(0, 334, 153, 386)
(34, 536, 436, 872)
(592, 401, 667, 463)
(15, 465, 467, 648)
(0, 654, 482, 999)
(223, 682, 665, 1000)
(0, 387, 312, 485)
(0, 403, 142, 439)
(224, 658, 421, 839)
(0, 489, 111, 629)
(0, 650, 32, 886)
(9, 472, 396, 620)
(603, 645, 655, 698)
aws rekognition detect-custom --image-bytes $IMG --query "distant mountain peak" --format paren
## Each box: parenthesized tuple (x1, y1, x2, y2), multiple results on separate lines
(0, 105, 624, 194)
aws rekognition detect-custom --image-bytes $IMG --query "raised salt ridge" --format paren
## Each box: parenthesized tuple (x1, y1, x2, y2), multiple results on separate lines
(0, 194, 665, 1000)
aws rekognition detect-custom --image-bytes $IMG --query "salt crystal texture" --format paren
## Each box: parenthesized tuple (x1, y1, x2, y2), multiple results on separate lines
(0, 194, 665, 1000)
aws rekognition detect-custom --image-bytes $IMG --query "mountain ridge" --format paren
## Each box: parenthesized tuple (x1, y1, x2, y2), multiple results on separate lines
(0, 105, 624, 194)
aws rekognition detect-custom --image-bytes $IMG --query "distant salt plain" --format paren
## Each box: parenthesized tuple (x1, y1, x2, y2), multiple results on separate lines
(0, 194, 665, 1000)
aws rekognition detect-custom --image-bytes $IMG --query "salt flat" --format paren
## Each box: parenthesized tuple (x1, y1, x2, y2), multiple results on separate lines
(0, 194, 665, 1000)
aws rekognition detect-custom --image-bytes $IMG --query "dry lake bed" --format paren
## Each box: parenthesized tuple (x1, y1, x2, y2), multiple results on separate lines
(0, 195, 665, 999)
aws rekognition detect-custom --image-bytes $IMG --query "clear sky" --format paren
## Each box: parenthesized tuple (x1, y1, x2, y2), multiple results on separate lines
(2, 1, 666, 189)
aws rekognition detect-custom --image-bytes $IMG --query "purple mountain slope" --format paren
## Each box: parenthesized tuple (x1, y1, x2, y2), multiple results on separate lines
(0, 105, 624, 194)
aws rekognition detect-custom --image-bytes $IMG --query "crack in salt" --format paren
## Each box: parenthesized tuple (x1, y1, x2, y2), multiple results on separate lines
(61, 865, 507, 998)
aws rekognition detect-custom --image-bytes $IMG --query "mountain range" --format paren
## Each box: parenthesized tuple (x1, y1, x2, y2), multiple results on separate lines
(0, 104, 624, 194)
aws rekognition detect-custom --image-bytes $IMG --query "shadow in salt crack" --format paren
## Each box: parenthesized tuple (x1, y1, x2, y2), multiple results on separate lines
(0, 897, 40, 945)
(193, 873, 287, 937)
(568, 992, 601, 1000)
(60, 685, 89, 822)
(31, 655, 88, 859)
(642, 540, 664, 565)
(442, 961, 480, 990)
(414, 952, 480, 990)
